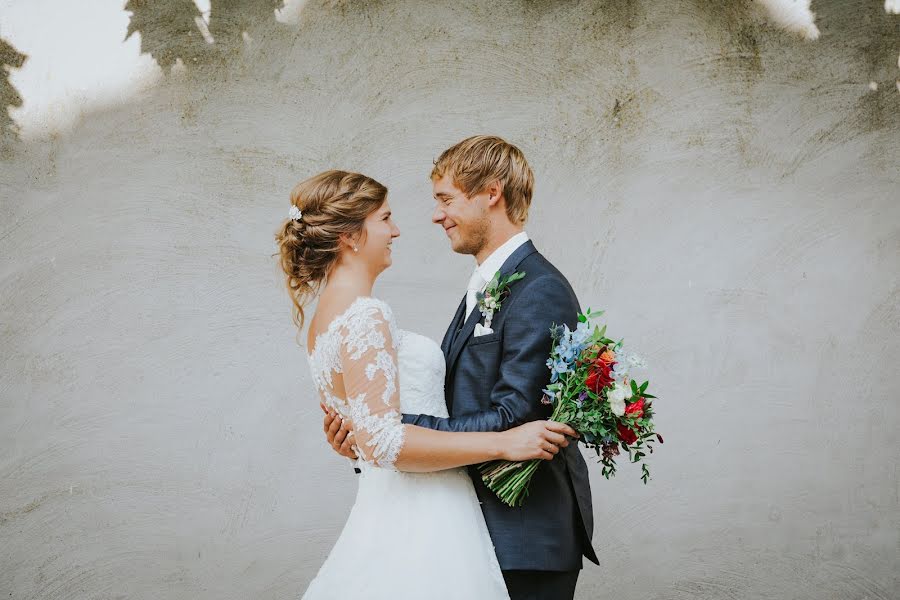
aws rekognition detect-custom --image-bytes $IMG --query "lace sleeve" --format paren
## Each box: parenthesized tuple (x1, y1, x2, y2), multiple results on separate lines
(338, 300, 405, 470)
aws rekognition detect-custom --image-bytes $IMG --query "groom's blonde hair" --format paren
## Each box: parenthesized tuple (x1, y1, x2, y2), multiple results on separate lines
(431, 135, 534, 225)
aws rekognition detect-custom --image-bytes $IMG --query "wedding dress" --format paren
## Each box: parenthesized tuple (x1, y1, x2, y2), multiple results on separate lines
(303, 296, 509, 599)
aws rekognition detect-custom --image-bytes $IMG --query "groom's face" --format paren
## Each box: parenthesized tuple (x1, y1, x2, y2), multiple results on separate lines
(431, 175, 489, 256)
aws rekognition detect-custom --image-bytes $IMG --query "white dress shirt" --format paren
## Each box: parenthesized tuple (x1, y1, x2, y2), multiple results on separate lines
(464, 231, 530, 319)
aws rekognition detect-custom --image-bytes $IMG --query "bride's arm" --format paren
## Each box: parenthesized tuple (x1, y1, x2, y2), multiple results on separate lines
(322, 402, 575, 472)
(338, 303, 574, 473)
(395, 420, 574, 473)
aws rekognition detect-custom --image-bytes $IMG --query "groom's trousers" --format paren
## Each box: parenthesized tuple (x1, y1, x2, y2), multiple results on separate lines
(502, 570, 580, 600)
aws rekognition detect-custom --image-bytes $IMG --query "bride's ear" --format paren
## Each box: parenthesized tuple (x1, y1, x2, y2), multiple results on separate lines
(339, 232, 361, 253)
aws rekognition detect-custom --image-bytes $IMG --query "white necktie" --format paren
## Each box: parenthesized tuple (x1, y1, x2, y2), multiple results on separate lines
(465, 270, 487, 320)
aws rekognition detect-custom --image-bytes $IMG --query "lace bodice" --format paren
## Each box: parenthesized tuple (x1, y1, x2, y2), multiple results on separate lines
(306, 297, 447, 470)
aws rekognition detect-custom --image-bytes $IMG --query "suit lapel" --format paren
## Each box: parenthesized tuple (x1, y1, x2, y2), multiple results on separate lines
(447, 300, 484, 369)
(445, 240, 539, 379)
(442, 293, 467, 359)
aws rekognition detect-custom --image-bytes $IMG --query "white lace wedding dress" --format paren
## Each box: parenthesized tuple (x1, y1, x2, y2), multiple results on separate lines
(303, 296, 509, 600)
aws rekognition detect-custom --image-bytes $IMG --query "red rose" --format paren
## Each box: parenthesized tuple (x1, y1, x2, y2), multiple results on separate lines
(585, 358, 614, 393)
(617, 423, 638, 445)
(625, 397, 645, 418)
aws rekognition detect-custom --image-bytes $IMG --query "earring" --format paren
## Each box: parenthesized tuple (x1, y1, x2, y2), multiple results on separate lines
(353, 246, 359, 252)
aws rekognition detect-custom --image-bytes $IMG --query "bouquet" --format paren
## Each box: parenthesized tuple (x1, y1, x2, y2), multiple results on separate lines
(479, 308, 663, 507)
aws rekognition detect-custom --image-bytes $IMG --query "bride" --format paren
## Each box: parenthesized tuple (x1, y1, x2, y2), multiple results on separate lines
(275, 170, 577, 599)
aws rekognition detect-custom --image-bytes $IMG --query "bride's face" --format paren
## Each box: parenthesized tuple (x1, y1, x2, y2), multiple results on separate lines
(359, 199, 400, 272)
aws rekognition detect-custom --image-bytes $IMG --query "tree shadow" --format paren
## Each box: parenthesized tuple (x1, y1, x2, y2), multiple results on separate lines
(0, 37, 28, 156)
(124, 0, 289, 72)
(0, 0, 292, 158)
(124, 0, 209, 73)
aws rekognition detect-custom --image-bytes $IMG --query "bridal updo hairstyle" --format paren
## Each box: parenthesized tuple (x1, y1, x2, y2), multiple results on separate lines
(275, 170, 388, 330)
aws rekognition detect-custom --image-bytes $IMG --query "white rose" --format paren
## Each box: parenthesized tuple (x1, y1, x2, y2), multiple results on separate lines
(608, 382, 631, 403)
(609, 397, 626, 416)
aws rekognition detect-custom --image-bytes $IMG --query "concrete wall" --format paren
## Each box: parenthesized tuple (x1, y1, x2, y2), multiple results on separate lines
(1, 1, 898, 598)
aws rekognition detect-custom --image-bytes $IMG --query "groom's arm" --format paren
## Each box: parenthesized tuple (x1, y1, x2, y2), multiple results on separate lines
(402, 275, 578, 433)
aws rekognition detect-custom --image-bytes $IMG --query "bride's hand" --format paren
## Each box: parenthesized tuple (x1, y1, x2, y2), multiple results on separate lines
(499, 420, 579, 462)
(322, 403, 358, 460)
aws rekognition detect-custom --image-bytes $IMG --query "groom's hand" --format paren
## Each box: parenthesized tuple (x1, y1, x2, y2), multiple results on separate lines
(499, 420, 579, 462)
(321, 403, 358, 460)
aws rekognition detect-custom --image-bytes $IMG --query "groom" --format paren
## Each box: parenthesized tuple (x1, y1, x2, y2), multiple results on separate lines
(324, 135, 598, 599)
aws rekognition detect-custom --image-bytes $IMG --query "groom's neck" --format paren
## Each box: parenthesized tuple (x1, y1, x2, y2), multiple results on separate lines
(475, 221, 524, 265)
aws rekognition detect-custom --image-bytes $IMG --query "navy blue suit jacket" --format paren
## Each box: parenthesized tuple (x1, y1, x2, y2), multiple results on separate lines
(402, 240, 599, 571)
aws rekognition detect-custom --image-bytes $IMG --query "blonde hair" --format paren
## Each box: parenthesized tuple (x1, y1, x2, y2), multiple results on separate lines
(274, 170, 388, 330)
(431, 135, 534, 225)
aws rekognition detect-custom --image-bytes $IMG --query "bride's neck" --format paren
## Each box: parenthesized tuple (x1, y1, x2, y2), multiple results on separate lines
(322, 260, 377, 298)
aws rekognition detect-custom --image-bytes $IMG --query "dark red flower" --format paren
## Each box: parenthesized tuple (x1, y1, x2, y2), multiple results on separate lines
(617, 423, 638, 445)
(625, 397, 645, 418)
(585, 360, 614, 393)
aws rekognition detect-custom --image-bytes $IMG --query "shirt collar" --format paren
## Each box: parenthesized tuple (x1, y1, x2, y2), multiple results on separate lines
(475, 231, 530, 285)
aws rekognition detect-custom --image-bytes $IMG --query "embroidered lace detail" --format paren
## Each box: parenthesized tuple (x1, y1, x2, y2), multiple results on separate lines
(366, 349, 397, 405)
(307, 297, 405, 470)
(346, 393, 405, 465)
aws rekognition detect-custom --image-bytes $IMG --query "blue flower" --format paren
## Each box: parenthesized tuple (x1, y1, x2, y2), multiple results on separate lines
(572, 321, 592, 346)
(557, 340, 577, 363)
(549, 359, 570, 384)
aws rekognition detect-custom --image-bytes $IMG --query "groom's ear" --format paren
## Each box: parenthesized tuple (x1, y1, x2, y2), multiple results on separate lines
(484, 179, 504, 208)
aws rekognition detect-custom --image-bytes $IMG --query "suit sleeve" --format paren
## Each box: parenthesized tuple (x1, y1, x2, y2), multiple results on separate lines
(401, 274, 578, 433)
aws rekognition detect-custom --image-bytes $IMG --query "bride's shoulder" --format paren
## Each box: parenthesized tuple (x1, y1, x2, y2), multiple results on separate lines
(339, 295, 395, 323)
(308, 295, 399, 353)
(313, 295, 396, 335)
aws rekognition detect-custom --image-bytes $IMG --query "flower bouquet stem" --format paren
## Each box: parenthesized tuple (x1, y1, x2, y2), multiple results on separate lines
(479, 401, 566, 507)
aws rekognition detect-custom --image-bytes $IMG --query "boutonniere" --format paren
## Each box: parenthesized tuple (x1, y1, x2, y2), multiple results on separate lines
(476, 270, 526, 329)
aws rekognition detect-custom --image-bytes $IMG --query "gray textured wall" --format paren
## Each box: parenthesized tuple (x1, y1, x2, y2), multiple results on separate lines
(1, 1, 898, 598)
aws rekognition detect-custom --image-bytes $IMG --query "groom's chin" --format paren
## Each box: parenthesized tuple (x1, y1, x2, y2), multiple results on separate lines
(447, 237, 469, 255)
(450, 241, 476, 257)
